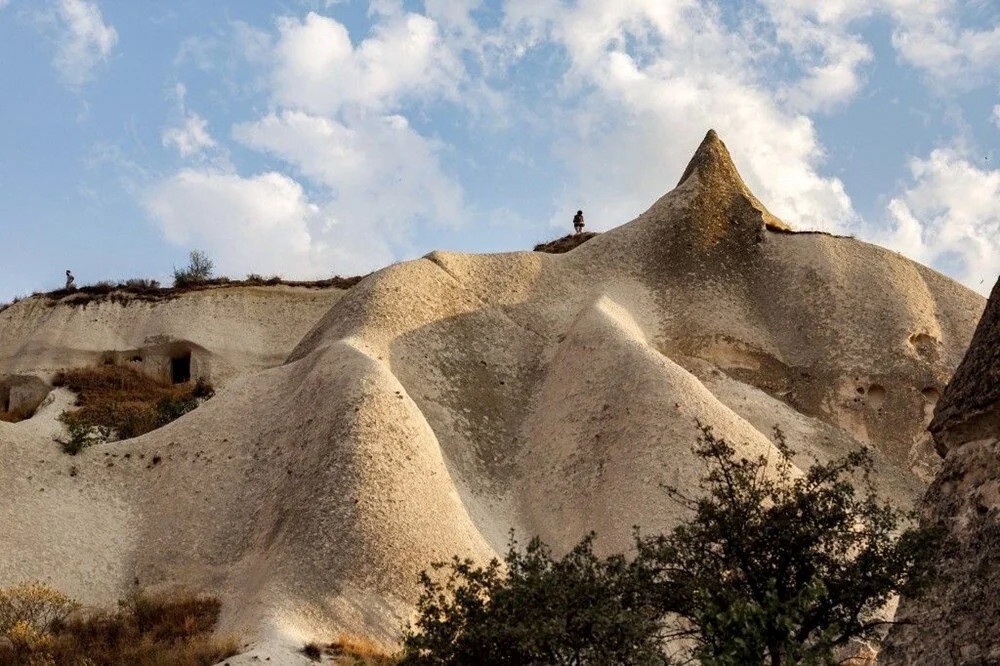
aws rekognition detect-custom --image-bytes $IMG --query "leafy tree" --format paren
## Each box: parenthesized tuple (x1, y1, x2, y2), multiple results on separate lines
(173, 249, 214, 286)
(400, 533, 668, 665)
(402, 425, 941, 665)
(637, 424, 941, 665)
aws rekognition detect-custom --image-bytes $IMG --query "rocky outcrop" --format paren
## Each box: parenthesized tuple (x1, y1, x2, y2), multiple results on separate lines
(0, 131, 985, 654)
(881, 277, 1000, 665)
(928, 278, 1000, 455)
(0, 375, 50, 419)
(0, 284, 347, 387)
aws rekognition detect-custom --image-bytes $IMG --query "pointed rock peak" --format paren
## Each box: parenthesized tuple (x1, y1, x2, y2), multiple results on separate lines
(676, 130, 732, 188)
(675, 129, 791, 232)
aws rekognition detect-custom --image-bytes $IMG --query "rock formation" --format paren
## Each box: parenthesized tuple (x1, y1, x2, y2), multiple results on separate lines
(881, 277, 1000, 665)
(0, 374, 50, 417)
(0, 131, 986, 659)
(0, 284, 346, 387)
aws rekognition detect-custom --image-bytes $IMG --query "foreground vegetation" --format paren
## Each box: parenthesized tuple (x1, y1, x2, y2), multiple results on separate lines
(400, 426, 942, 665)
(54, 364, 213, 454)
(0, 583, 239, 665)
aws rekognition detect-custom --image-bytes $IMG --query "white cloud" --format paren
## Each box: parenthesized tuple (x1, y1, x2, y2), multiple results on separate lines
(144, 170, 393, 278)
(758, 0, 874, 112)
(53, 0, 118, 86)
(271, 11, 463, 115)
(502, 0, 857, 233)
(890, 15, 1000, 90)
(880, 146, 1000, 294)
(161, 83, 219, 159)
(424, 0, 481, 35)
(163, 114, 216, 158)
(146, 0, 997, 287)
(759, 0, 1000, 95)
(233, 110, 463, 229)
(992, 104, 1000, 128)
(149, 7, 472, 278)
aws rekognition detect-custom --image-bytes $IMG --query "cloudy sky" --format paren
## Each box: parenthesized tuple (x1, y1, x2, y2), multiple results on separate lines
(0, 0, 998, 301)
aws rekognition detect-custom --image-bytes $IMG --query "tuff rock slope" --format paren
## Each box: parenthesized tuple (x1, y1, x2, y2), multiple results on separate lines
(881, 277, 1000, 665)
(0, 131, 985, 659)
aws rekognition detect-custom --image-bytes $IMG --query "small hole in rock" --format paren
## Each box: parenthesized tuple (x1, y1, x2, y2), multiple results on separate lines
(867, 384, 887, 409)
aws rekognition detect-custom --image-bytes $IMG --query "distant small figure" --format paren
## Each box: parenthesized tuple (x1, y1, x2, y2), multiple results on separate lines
(65, 270, 75, 290)
(573, 210, 585, 235)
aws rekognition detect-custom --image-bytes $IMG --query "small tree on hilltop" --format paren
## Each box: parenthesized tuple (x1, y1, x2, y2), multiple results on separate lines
(173, 250, 214, 287)
(402, 424, 941, 665)
(637, 424, 942, 665)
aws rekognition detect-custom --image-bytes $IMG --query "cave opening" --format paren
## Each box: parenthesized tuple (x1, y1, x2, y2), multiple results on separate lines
(171, 354, 191, 384)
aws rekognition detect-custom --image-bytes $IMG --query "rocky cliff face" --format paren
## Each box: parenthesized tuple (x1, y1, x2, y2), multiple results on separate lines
(881, 278, 1000, 665)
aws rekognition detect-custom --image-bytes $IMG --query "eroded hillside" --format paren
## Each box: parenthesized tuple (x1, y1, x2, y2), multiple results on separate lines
(0, 131, 985, 660)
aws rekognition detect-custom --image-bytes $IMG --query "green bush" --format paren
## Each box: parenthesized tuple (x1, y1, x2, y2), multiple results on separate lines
(402, 425, 942, 665)
(402, 533, 667, 665)
(638, 424, 941, 665)
(56, 413, 100, 455)
(154, 394, 199, 426)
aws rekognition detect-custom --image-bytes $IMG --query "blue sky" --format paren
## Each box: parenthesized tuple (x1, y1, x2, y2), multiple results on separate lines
(0, 0, 998, 302)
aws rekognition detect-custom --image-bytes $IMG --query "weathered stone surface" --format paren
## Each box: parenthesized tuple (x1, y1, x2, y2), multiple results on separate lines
(929, 277, 1000, 455)
(0, 374, 49, 417)
(882, 276, 1000, 664)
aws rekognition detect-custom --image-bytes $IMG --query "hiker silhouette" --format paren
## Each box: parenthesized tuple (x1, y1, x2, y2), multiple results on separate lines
(65, 270, 75, 290)
(573, 210, 584, 235)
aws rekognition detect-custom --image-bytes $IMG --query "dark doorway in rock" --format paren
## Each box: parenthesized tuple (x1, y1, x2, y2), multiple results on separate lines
(171, 354, 191, 384)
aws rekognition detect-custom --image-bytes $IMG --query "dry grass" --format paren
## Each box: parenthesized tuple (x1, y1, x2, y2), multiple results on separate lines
(0, 404, 35, 424)
(33, 273, 366, 309)
(0, 582, 80, 635)
(533, 232, 599, 254)
(303, 634, 398, 664)
(52, 364, 213, 452)
(0, 586, 240, 665)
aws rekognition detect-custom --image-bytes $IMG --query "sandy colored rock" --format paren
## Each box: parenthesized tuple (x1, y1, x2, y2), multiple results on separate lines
(881, 275, 1000, 665)
(0, 284, 346, 387)
(0, 374, 50, 415)
(928, 277, 1000, 454)
(0, 131, 985, 658)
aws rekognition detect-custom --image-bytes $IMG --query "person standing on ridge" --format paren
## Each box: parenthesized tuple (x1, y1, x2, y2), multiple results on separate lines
(573, 210, 585, 235)
(65, 270, 75, 290)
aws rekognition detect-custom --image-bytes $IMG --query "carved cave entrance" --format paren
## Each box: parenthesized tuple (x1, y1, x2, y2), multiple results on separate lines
(171, 353, 191, 384)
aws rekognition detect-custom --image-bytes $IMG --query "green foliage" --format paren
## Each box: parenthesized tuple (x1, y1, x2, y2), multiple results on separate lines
(56, 412, 100, 455)
(173, 249, 214, 287)
(402, 425, 942, 665)
(153, 394, 199, 425)
(401, 532, 668, 665)
(638, 424, 941, 665)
